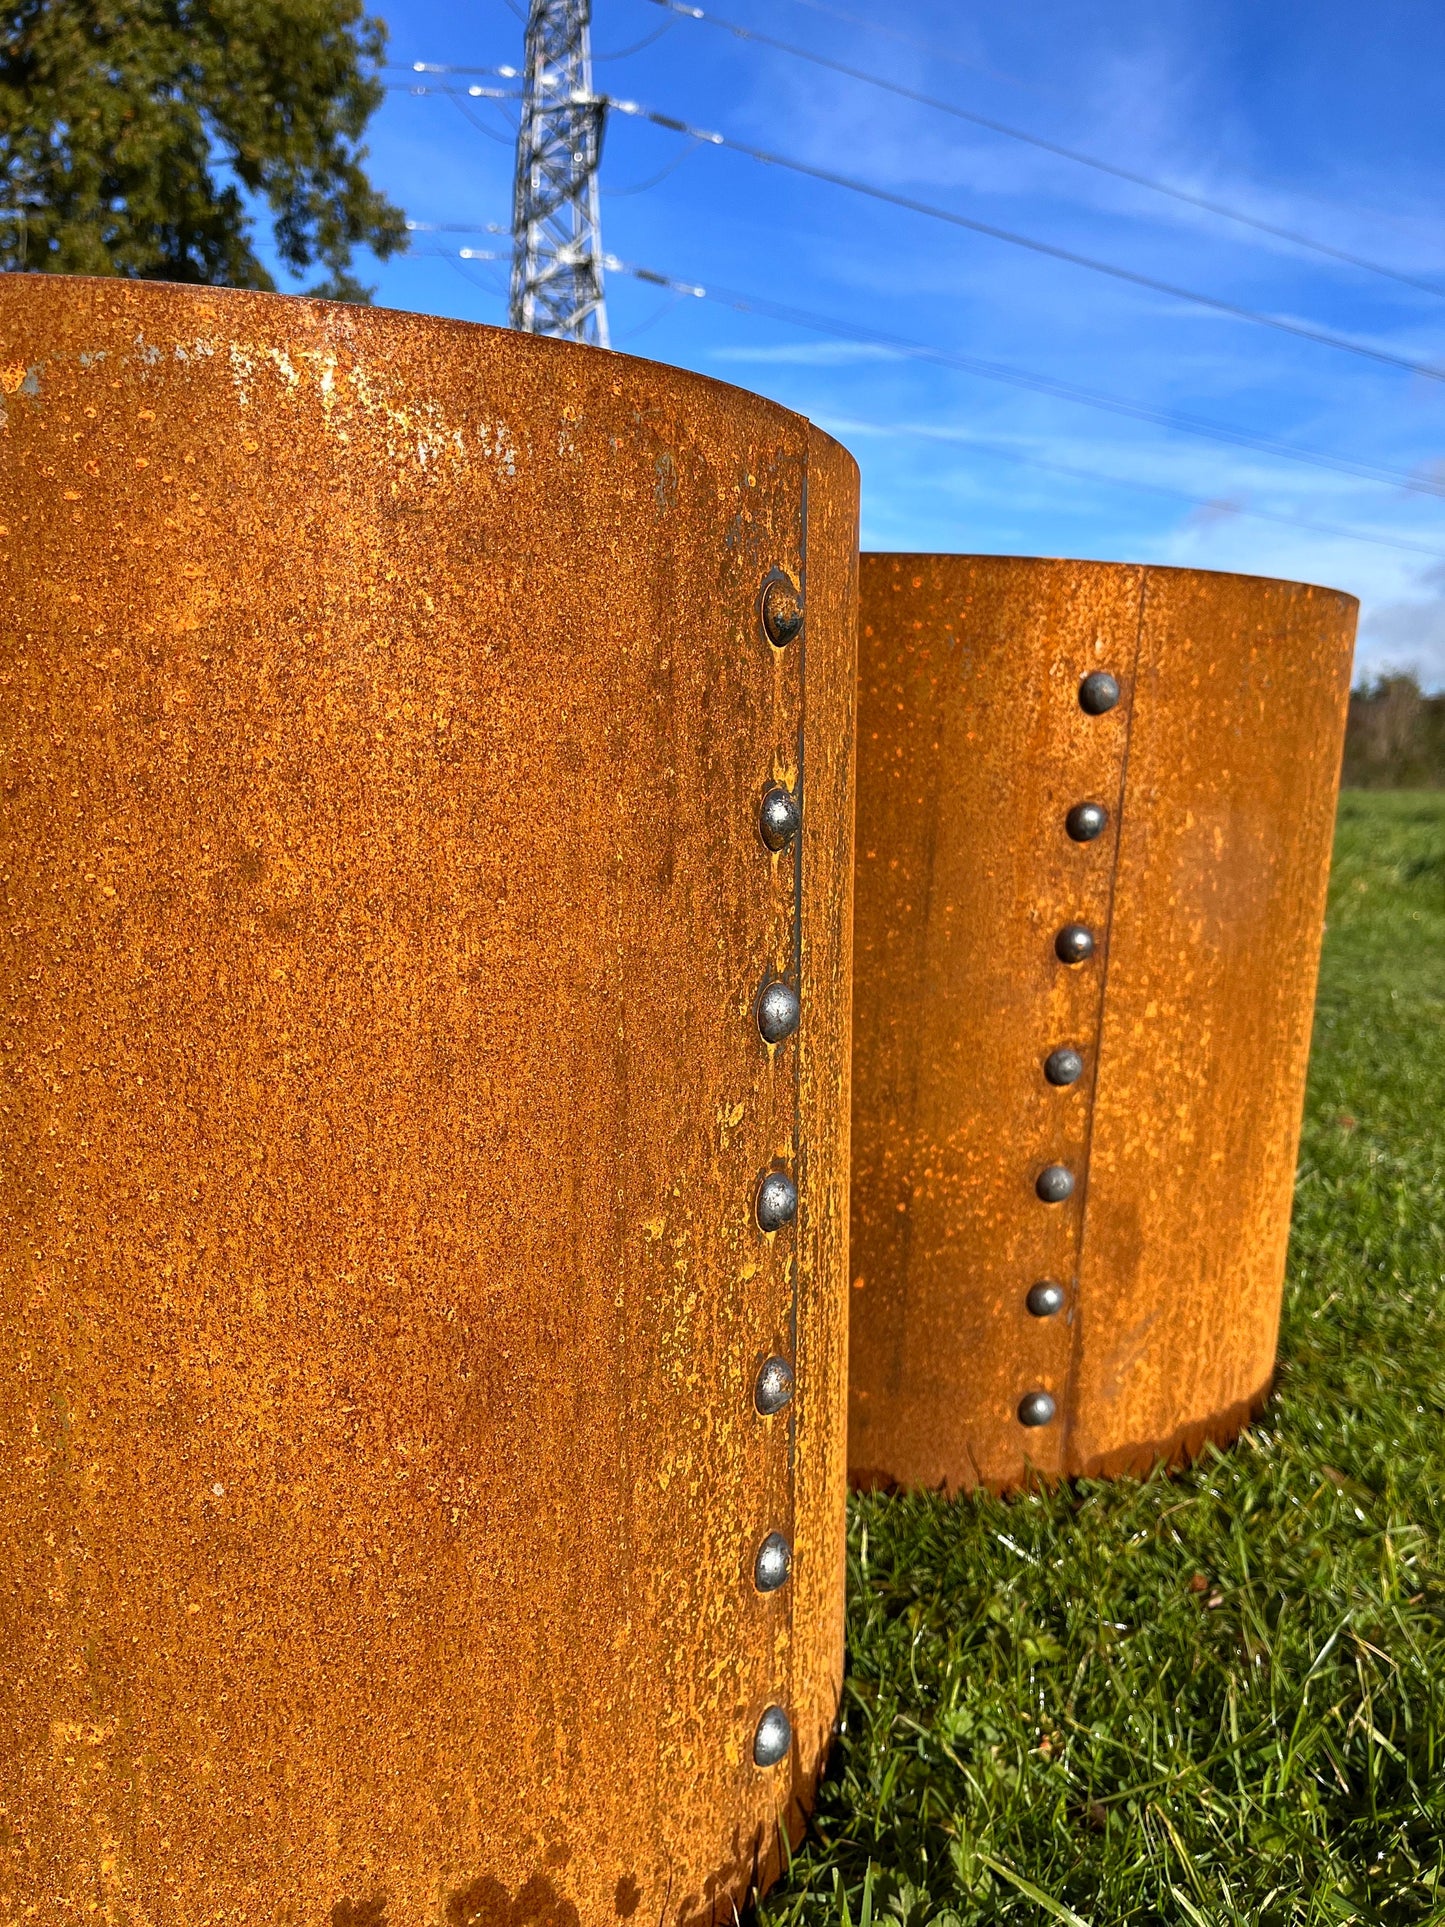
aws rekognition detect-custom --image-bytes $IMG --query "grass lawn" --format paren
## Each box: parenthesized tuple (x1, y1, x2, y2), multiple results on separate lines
(763, 790, 1445, 1927)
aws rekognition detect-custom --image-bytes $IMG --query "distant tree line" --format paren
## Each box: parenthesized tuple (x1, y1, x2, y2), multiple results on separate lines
(1343, 674, 1445, 789)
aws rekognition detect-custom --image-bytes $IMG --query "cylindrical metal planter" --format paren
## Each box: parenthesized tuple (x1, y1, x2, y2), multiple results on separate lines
(0, 279, 858, 1924)
(849, 555, 1356, 1494)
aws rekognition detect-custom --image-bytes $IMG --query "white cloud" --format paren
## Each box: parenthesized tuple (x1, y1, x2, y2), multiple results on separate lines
(727, 5, 1445, 307)
(1356, 563, 1445, 688)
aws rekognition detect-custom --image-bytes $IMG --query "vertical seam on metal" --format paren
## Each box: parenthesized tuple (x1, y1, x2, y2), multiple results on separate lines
(785, 450, 808, 1768)
(788, 456, 808, 1480)
(1060, 568, 1149, 1472)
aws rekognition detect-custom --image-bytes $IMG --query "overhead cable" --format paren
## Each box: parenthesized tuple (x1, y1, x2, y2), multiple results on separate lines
(398, 76, 1445, 379)
(385, 81, 521, 148)
(386, 82, 519, 100)
(592, 90, 1445, 384)
(407, 233, 1445, 500)
(822, 414, 1445, 559)
(404, 248, 1445, 520)
(642, 0, 1445, 300)
(592, 20, 677, 60)
(602, 139, 708, 198)
(405, 220, 510, 236)
(392, 61, 520, 77)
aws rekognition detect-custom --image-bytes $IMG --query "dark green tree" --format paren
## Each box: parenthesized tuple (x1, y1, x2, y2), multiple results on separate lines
(0, 0, 406, 299)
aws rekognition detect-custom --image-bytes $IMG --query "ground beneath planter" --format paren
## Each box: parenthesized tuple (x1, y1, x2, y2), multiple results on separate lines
(761, 789, 1445, 1927)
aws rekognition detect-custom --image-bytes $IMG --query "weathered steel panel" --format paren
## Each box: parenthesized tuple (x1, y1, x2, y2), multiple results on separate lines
(787, 427, 858, 1796)
(848, 555, 1355, 1493)
(1069, 566, 1357, 1477)
(0, 278, 858, 1924)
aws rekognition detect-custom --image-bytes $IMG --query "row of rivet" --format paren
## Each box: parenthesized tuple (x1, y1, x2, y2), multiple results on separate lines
(1018, 669, 1121, 1430)
(751, 569, 803, 1771)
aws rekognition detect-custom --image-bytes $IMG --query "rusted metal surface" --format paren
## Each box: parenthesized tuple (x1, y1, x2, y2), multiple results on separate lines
(848, 554, 1356, 1493)
(0, 277, 858, 1924)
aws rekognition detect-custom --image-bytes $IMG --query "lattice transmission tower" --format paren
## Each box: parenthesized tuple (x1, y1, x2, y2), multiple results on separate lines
(509, 0, 610, 346)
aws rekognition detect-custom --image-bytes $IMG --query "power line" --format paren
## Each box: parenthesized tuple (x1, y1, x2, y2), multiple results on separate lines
(438, 251, 511, 302)
(445, 91, 517, 147)
(405, 220, 510, 236)
(407, 232, 1445, 500)
(593, 20, 676, 59)
(401, 70, 1445, 381)
(406, 245, 1444, 560)
(602, 139, 707, 197)
(391, 61, 521, 77)
(401, 75, 1445, 381)
(642, 0, 1445, 301)
(595, 91, 1445, 385)
(822, 415, 1445, 559)
(386, 85, 520, 149)
(663, 274, 1445, 499)
(385, 79, 520, 94)
(388, 24, 676, 68)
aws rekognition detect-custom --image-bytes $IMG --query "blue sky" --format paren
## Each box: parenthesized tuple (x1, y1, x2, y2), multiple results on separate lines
(274, 0, 1445, 686)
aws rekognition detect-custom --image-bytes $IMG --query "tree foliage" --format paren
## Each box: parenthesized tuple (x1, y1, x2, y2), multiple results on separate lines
(0, 0, 406, 298)
(1344, 673, 1445, 789)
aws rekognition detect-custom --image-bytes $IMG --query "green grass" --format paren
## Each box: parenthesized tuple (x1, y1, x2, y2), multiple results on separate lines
(762, 791, 1445, 1927)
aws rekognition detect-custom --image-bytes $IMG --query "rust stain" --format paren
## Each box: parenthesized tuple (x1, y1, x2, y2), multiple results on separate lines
(848, 554, 1356, 1493)
(0, 277, 858, 1923)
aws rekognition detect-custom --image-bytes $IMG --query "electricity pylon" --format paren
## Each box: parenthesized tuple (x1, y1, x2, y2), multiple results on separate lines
(509, 0, 610, 346)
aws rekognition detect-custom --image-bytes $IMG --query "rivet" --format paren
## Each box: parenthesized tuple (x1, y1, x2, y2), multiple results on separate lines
(1079, 671, 1120, 715)
(757, 980, 800, 1044)
(1018, 1391, 1057, 1427)
(1044, 1046, 1084, 1087)
(756, 1171, 798, 1233)
(1027, 1279, 1066, 1318)
(1066, 801, 1109, 843)
(754, 1355, 794, 1415)
(1036, 1163, 1075, 1203)
(1055, 923, 1095, 965)
(760, 785, 801, 851)
(760, 571, 803, 648)
(754, 1531, 793, 1593)
(753, 1704, 792, 1766)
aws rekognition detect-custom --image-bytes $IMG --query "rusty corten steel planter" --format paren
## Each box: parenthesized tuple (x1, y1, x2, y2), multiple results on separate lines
(848, 555, 1356, 1494)
(0, 277, 858, 1925)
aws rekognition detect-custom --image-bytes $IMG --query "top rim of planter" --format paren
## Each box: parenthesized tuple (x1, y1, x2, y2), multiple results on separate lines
(861, 548, 1359, 611)
(0, 269, 860, 477)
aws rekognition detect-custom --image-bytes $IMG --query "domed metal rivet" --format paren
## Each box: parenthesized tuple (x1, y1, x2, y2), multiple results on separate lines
(753, 1704, 792, 1766)
(1055, 924, 1095, 965)
(759, 785, 801, 851)
(754, 1355, 794, 1415)
(756, 1171, 798, 1233)
(1018, 1391, 1057, 1427)
(1079, 671, 1120, 715)
(757, 980, 800, 1044)
(1036, 1164, 1075, 1203)
(1027, 1279, 1066, 1318)
(1066, 802, 1108, 843)
(754, 1532, 792, 1593)
(1044, 1046, 1084, 1087)
(760, 571, 803, 648)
